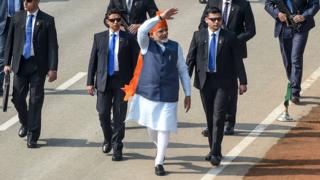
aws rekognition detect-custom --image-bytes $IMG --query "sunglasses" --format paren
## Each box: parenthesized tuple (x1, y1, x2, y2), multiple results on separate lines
(208, 17, 222, 22)
(108, 18, 121, 23)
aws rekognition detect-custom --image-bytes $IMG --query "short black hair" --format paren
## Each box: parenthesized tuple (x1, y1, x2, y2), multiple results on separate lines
(105, 9, 122, 19)
(206, 7, 222, 16)
(104, 9, 122, 27)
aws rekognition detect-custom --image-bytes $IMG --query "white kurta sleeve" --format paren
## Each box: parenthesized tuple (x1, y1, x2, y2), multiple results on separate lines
(137, 16, 161, 55)
(177, 44, 191, 96)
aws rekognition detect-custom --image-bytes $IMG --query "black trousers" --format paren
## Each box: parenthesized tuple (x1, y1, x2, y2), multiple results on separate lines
(200, 74, 228, 157)
(12, 57, 46, 142)
(96, 74, 127, 151)
(225, 79, 238, 128)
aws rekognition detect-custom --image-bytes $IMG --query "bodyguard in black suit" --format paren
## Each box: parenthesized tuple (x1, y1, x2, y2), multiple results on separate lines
(199, 0, 255, 135)
(0, 0, 23, 96)
(4, 0, 58, 148)
(186, 7, 247, 166)
(107, 0, 158, 35)
(86, 9, 139, 161)
(265, 0, 319, 104)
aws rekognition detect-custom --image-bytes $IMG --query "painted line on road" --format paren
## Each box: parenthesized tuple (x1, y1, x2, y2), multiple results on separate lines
(201, 66, 320, 180)
(0, 115, 19, 131)
(0, 72, 87, 131)
(55, 72, 87, 91)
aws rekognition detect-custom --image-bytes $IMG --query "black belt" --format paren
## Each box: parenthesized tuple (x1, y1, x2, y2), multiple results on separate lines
(21, 56, 35, 61)
(206, 71, 217, 75)
(108, 71, 120, 76)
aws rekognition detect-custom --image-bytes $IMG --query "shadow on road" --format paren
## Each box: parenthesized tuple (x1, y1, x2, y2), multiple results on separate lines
(39, 138, 100, 147)
(166, 162, 210, 174)
(124, 141, 207, 149)
(45, 88, 87, 95)
(41, 0, 69, 2)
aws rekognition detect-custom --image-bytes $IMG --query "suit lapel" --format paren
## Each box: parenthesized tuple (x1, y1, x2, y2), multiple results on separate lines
(118, 31, 126, 54)
(227, 1, 238, 27)
(202, 30, 208, 61)
(101, 30, 109, 70)
(20, 11, 27, 30)
(217, 30, 224, 57)
(20, 12, 27, 47)
(33, 10, 42, 39)
(122, 0, 128, 12)
(105, 30, 110, 58)
(216, 0, 223, 9)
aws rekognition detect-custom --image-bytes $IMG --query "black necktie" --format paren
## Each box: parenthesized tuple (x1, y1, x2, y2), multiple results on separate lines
(222, 2, 229, 27)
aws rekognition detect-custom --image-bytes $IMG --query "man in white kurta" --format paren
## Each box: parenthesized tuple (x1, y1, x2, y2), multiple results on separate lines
(126, 8, 191, 176)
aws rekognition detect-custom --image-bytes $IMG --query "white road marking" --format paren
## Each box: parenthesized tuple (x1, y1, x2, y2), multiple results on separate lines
(0, 115, 19, 131)
(201, 66, 320, 180)
(0, 72, 87, 131)
(55, 72, 87, 91)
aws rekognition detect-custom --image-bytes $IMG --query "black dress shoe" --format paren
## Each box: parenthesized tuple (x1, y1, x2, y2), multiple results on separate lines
(210, 155, 221, 166)
(27, 141, 38, 148)
(18, 126, 27, 138)
(205, 153, 211, 161)
(291, 96, 300, 104)
(155, 164, 166, 176)
(112, 151, 123, 161)
(201, 128, 209, 137)
(224, 126, 235, 135)
(102, 143, 112, 153)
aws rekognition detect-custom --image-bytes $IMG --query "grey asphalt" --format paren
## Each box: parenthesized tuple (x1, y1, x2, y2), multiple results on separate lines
(1, 0, 320, 179)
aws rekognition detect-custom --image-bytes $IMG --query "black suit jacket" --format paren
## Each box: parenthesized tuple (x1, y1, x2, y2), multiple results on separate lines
(4, 10, 59, 75)
(87, 30, 139, 92)
(199, 0, 256, 58)
(107, 0, 158, 24)
(186, 28, 247, 90)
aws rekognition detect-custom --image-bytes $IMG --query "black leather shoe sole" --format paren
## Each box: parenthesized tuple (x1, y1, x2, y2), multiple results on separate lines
(224, 128, 235, 135)
(205, 154, 211, 161)
(201, 128, 209, 137)
(210, 156, 221, 166)
(112, 155, 123, 161)
(112, 152, 123, 161)
(27, 142, 38, 148)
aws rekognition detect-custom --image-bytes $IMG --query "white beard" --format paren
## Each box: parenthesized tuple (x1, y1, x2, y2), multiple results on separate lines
(160, 39, 169, 43)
